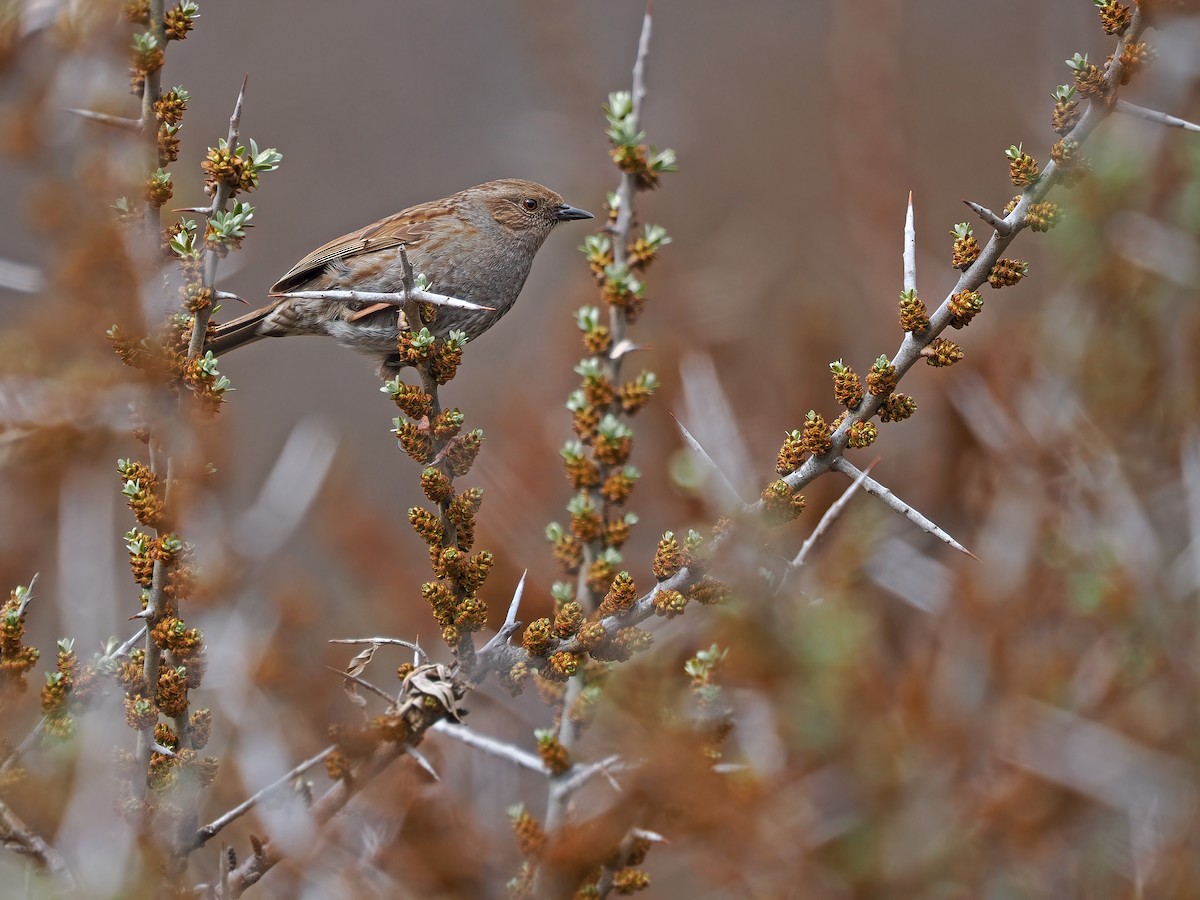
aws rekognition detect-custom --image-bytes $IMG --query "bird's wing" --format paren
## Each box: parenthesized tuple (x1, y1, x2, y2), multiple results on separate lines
(269, 203, 443, 294)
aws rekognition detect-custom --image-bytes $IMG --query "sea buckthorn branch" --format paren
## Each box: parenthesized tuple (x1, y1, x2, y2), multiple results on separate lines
(98, 0, 281, 869)
(207, 649, 469, 894)
(0, 579, 74, 882)
(475, 0, 1196, 772)
(382, 247, 496, 675)
(515, 7, 676, 894)
(768, 3, 1192, 520)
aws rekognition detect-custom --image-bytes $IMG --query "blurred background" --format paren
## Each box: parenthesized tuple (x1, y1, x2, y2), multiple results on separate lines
(1, 1, 1200, 896)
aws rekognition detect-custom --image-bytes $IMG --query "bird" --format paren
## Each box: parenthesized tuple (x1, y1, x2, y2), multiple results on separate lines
(205, 179, 593, 377)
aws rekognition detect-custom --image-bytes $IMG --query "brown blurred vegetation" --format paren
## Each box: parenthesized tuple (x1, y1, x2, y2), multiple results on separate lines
(2, 1, 1200, 897)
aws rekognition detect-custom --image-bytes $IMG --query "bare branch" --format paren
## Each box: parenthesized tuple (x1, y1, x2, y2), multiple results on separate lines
(432, 721, 548, 775)
(194, 746, 335, 847)
(324, 666, 396, 706)
(786, 457, 878, 577)
(0, 796, 75, 884)
(552, 754, 628, 799)
(329, 637, 428, 662)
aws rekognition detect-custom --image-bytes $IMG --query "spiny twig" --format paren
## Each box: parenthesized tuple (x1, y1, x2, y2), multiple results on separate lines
(672, 414, 750, 510)
(1115, 99, 1200, 133)
(273, 288, 491, 313)
(65, 108, 142, 131)
(431, 721, 548, 775)
(962, 199, 1012, 235)
(193, 746, 335, 847)
(831, 457, 975, 558)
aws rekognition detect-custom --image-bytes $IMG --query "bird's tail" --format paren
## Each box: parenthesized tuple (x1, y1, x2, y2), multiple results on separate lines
(205, 305, 273, 356)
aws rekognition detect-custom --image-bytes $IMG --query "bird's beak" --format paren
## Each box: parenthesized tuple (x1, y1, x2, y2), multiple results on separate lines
(555, 203, 594, 222)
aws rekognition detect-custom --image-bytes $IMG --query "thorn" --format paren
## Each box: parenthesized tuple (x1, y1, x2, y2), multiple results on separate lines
(406, 746, 441, 782)
(229, 75, 248, 140)
(609, 338, 651, 361)
(831, 457, 976, 558)
(505, 571, 527, 627)
(785, 457, 879, 577)
(963, 199, 1012, 236)
(1115, 100, 1200, 133)
(903, 192, 917, 295)
(671, 414, 749, 510)
(172, 206, 213, 215)
(215, 290, 248, 306)
(65, 108, 142, 132)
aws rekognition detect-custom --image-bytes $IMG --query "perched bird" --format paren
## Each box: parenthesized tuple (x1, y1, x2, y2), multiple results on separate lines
(206, 179, 593, 377)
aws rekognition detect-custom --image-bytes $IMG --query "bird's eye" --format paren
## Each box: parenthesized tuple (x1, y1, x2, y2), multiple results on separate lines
(522, 198, 538, 211)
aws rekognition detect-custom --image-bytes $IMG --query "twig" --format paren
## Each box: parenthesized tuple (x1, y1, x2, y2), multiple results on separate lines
(783, 457, 878, 580)
(140, 0, 166, 231)
(432, 721, 549, 775)
(0, 719, 43, 778)
(329, 637, 428, 661)
(194, 746, 335, 847)
(65, 108, 142, 132)
(0, 797, 75, 884)
(271, 288, 491, 313)
(831, 458, 975, 558)
(962, 199, 1012, 236)
(224, 736, 426, 893)
(13, 572, 35, 617)
(672, 415, 750, 509)
(405, 747, 440, 782)
(1115, 99, 1200, 133)
(607, 3, 653, 359)
(325, 666, 396, 706)
(115, 626, 148, 658)
(553, 754, 627, 798)
(186, 75, 247, 359)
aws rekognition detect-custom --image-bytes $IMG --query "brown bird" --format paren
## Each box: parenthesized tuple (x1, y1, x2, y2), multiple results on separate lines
(206, 179, 593, 377)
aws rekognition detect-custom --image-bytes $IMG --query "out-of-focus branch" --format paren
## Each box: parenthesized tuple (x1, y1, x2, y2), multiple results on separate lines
(0, 797, 75, 885)
(1115, 99, 1200, 133)
(194, 746, 335, 848)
